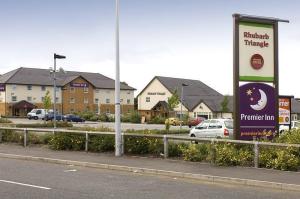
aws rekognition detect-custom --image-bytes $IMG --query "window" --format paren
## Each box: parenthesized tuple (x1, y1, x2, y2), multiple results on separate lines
(120, 99, 123, 103)
(11, 96, 17, 102)
(55, 97, 59, 102)
(95, 98, 99, 104)
(55, 87, 60, 92)
(84, 98, 88, 104)
(70, 98, 75, 103)
(27, 97, 32, 102)
(83, 87, 88, 93)
(70, 108, 74, 113)
(70, 87, 75, 93)
(106, 98, 110, 104)
(127, 99, 130, 104)
(12, 85, 17, 90)
(127, 91, 131, 95)
(41, 86, 46, 91)
(146, 97, 150, 102)
(27, 85, 32, 90)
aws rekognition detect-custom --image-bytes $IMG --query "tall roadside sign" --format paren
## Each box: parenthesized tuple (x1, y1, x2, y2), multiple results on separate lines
(233, 14, 289, 140)
(279, 96, 293, 130)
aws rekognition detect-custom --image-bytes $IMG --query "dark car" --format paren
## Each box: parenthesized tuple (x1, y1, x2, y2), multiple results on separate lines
(188, 117, 205, 128)
(63, 114, 85, 122)
(44, 113, 64, 121)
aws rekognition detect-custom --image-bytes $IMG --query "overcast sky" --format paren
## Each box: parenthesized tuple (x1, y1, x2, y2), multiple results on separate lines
(0, 0, 299, 97)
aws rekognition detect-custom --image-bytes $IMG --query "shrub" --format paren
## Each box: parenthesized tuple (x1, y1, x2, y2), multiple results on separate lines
(124, 135, 163, 155)
(89, 135, 115, 152)
(147, 116, 165, 124)
(16, 121, 72, 128)
(69, 126, 113, 132)
(182, 143, 209, 162)
(122, 111, 141, 123)
(1, 129, 23, 143)
(98, 113, 109, 122)
(48, 133, 85, 151)
(168, 142, 188, 157)
(0, 118, 12, 123)
(213, 143, 253, 166)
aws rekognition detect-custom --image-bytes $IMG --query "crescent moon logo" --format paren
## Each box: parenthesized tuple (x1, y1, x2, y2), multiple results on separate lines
(250, 89, 267, 111)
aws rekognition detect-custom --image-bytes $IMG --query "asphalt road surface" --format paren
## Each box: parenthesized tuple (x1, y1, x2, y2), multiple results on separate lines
(8, 118, 190, 131)
(0, 158, 299, 199)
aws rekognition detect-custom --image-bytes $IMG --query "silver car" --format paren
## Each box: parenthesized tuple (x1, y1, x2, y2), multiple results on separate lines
(189, 119, 234, 139)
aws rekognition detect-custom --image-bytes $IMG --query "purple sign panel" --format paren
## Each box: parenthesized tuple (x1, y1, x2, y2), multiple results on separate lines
(70, 83, 88, 88)
(0, 84, 5, 91)
(239, 83, 276, 140)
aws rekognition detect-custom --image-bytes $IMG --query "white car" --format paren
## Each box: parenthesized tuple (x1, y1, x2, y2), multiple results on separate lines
(189, 119, 234, 139)
(27, 109, 51, 120)
(279, 121, 300, 134)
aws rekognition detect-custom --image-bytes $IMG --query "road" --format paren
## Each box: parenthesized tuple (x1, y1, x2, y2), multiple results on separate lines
(8, 118, 190, 131)
(0, 158, 299, 199)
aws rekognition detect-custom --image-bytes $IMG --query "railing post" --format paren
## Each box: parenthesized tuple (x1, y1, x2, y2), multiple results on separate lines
(85, 131, 89, 152)
(163, 135, 168, 158)
(121, 132, 125, 155)
(0, 130, 2, 143)
(23, 128, 28, 147)
(254, 141, 259, 168)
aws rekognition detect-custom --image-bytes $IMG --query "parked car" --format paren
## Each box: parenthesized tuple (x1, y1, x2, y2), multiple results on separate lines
(165, 117, 181, 126)
(63, 114, 85, 122)
(279, 120, 300, 135)
(189, 119, 233, 139)
(27, 109, 50, 120)
(188, 117, 206, 128)
(44, 113, 64, 121)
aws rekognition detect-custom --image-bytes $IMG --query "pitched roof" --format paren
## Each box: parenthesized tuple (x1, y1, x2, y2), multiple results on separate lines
(0, 67, 135, 90)
(155, 76, 224, 111)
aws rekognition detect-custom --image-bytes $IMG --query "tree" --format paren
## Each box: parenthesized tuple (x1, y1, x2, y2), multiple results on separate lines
(167, 89, 180, 112)
(43, 90, 52, 110)
(220, 95, 229, 117)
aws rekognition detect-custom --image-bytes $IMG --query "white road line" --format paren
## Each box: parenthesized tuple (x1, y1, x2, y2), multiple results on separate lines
(0, 180, 51, 190)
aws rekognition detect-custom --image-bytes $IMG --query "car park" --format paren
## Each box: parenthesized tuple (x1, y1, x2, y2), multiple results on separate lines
(63, 114, 85, 122)
(189, 119, 233, 139)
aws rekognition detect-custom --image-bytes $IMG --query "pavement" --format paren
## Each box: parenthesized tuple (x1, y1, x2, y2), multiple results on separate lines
(0, 143, 300, 191)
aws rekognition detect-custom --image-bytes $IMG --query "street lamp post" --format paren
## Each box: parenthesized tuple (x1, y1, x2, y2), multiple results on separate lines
(115, 0, 122, 157)
(180, 83, 188, 131)
(53, 53, 66, 129)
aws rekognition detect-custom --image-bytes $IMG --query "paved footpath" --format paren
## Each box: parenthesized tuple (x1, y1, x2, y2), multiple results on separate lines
(0, 143, 300, 191)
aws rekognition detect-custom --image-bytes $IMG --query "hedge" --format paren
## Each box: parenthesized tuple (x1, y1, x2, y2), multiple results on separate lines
(1, 128, 300, 171)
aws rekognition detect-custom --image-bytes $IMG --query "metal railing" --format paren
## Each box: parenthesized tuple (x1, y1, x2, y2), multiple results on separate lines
(0, 126, 299, 168)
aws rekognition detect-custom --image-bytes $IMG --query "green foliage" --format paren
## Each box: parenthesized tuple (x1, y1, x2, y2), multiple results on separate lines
(182, 144, 209, 162)
(43, 90, 52, 109)
(165, 122, 170, 131)
(79, 111, 96, 121)
(89, 135, 115, 152)
(16, 121, 72, 128)
(1, 130, 23, 143)
(214, 143, 253, 166)
(69, 126, 113, 132)
(167, 89, 179, 111)
(0, 118, 12, 123)
(276, 129, 300, 144)
(148, 116, 166, 124)
(121, 111, 141, 123)
(168, 143, 188, 157)
(220, 95, 229, 112)
(124, 135, 163, 155)
(48, 132, 85, 151)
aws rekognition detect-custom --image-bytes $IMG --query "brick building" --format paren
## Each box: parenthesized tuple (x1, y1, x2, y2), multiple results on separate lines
(0, 67, 135, 117)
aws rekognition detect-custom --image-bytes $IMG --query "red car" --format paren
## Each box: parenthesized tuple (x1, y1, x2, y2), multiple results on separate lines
(188, 117, 205, 128)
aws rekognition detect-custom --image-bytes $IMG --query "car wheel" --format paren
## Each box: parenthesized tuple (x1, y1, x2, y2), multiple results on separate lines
(34, 116, 38, 120)
(189, 125, 191, 128)
(190, 134, 198, 144)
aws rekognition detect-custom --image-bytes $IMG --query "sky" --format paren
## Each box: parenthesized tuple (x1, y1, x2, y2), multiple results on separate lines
(0, 0, 300, 97)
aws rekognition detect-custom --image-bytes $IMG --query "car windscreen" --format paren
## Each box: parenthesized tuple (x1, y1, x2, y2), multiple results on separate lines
(224, 121, 233, 129)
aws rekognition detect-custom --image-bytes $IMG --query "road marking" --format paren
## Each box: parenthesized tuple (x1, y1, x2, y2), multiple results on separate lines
(0, 179, 51, 190)
(64, 169, 77, 172)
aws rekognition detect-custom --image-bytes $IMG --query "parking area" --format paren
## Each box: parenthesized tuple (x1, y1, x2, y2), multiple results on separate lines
(7, 118, 190, 131)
